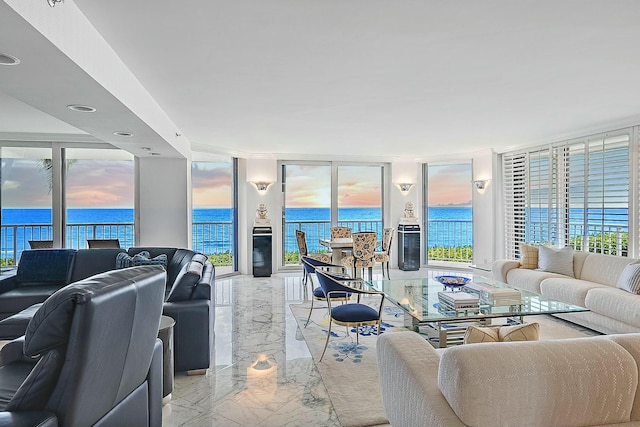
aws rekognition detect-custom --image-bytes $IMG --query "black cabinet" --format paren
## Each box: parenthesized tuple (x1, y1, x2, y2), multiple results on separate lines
(397, 224, 420, 271)
(252, 226, 272, 277)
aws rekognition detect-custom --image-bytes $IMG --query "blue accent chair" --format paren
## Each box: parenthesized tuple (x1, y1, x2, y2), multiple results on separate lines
(315, 268, 385, 362)
(301, 256, 351, 328)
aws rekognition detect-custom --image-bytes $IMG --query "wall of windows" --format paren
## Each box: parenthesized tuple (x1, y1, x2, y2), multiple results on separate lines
(500, 127, 636, 259)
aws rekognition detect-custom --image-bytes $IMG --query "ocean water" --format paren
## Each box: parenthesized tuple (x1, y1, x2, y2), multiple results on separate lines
(3, 206, 624, 258)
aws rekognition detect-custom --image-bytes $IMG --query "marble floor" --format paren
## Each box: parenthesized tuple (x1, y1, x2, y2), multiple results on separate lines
(161, 266, 444, 427)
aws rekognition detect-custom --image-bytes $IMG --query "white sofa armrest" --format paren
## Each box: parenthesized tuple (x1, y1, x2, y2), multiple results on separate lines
(491, 259, 521, 283)
(377, 332, 466, 427)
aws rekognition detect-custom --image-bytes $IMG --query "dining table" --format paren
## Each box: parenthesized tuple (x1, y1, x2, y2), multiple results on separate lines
(318, 237, 353, 264)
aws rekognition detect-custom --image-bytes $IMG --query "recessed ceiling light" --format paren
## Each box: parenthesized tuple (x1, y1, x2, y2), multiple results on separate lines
(141, 147, 152, 151)
(150, 152, 161, 156)
(0, 53, 20, 66)
(67, 104, 96, 113)
(113, 131, 133, 137)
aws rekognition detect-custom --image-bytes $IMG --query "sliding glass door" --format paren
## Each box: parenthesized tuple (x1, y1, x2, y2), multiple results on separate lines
(281, 162, 385, 266)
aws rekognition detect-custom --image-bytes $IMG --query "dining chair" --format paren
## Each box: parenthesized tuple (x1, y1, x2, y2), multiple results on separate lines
(301, 256, 351, 328)
(341, 232, 377, 280)
(330, 226, 352, 239)
(374, 228, 395, 279)
(296, 230, 331, 284)
(315, 268, 385, 362)
(87, 238, 121, 249)
(28, 240, 53, 249)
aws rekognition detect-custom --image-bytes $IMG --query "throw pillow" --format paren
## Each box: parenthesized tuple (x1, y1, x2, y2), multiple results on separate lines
(498, 322, 540, 342)
(166, 260, 204, 302)
(463, 325, 499, 344)
(132, 253, 168, 268)
(115, 251, 152, 269)
(518, 243, 538, 269)
(616, 263, 640, 294)
(538, 246, 575, 277)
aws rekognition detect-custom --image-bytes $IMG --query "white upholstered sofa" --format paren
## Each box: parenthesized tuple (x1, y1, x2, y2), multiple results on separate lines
(378, 331, 640, 427)
(492, 250, 640, 334)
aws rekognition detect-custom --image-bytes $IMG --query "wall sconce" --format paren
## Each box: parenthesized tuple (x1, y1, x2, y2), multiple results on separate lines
(394, 183, 414, 194)
(47, 0, 63, 6)
(251, 181, 274, 194)
(473, 179, 490, 191)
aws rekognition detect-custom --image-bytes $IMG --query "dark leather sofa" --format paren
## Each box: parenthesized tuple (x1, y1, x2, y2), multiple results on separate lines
(0, 247, 215, 373)
(0, 265, 166, 427)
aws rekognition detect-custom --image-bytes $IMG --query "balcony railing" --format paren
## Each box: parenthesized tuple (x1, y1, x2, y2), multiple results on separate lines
(527, 222, 627, 256)
(283, 219, 383, 264)
(427, 219, 473, 263)
(1, 223, 135, 265)
(192, 221, 233, 255)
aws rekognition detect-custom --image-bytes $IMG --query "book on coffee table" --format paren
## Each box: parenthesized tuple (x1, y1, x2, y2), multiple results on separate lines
(437, 291, 480, 310)
(465, 282, 522, 306)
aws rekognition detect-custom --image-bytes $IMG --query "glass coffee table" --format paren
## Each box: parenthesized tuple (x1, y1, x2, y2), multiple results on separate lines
(366, 274, 589, 347)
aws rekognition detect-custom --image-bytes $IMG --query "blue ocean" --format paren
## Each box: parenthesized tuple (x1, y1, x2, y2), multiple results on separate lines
(0, 207, 472, 258)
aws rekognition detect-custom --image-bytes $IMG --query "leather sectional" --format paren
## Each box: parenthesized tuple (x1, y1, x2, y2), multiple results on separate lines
(0, 247, 215, 373)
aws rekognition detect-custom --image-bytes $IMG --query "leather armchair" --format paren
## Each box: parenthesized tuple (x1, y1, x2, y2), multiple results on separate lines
(0, 266, 166, 426)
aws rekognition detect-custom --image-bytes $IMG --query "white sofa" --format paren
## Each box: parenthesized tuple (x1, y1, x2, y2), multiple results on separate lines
(378, 331, 640, 427)
(492, 251, 640, 334)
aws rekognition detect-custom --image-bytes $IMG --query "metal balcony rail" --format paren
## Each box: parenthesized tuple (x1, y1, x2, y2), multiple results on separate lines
(427, 219, 473, 262)
(1, 223, 135, 265)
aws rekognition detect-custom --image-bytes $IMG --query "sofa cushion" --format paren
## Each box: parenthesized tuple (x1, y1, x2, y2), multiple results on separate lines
(0, 287, 62, 319)
(540, 278, 608, 307)
(166, 261, 203, 302)
(505, 268, 567, 294)
(438, 338, 638, 427)
(16, 250, 76, 286)
(585, 287, 640, 328)
(579, 252, 637, 286)
(132, 253, 168, 267)
(518, 243, 538, 269)
(617, 263, 640, 294)
(0, 303, 42, 340)
(538, 246, 574, 277)
(71, 249, 126, 282)
(24, 266, 166, 356)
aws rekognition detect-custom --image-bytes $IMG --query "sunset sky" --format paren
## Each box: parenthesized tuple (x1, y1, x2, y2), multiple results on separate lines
(1, 158, 470, 208)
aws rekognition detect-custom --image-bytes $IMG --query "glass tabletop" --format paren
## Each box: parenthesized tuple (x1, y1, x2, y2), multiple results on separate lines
(366, 274, 589, 323)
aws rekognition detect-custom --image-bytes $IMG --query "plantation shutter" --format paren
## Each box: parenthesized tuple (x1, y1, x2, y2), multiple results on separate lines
(501, 129, 632, 258)
(502, 152, 527, 259)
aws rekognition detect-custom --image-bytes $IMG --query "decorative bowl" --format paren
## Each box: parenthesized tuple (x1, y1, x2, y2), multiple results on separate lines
(435, 275, 471, 288)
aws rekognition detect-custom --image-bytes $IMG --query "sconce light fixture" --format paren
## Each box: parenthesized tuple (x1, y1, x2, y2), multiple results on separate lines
(395, 183, 414, 194)
(47, 0, 63, 7)
(473, 179, 490, 191)
(251, 181, 274, 194)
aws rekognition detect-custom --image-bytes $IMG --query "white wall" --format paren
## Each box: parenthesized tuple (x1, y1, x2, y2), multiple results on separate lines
(135, 156, 191, 247)
(471, 149, 497, 265)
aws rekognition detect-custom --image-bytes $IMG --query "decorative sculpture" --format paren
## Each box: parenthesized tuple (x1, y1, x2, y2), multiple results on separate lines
(400, 201, 418, 224)
(254, 202, 271, 226)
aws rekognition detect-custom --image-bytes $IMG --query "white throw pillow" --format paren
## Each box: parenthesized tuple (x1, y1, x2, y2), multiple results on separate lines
(616, 263, 640, 294)
(538, 246, 574, 277)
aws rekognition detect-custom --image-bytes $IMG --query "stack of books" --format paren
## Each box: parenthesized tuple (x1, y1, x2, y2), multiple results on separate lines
(437, 291, 480, 310)
(465, 282, 522, 306)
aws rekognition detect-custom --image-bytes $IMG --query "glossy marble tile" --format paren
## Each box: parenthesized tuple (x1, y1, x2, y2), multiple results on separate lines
(162, 268, 431, 426)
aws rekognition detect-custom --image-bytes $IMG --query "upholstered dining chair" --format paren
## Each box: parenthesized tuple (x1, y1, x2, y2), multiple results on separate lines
(341, 232, 377, 280)
(301, 256, 351, 328)
(330, 226, 352, 239)
(315, 268, 385, 362)
(374, 228, 395, 279)
(296, 230, 331, 284)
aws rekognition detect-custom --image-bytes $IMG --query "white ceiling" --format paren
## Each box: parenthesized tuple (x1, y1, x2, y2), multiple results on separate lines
(2, 1, 640, 161)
